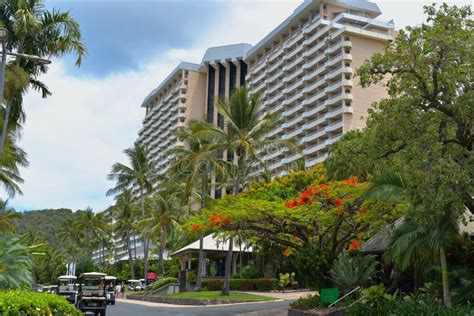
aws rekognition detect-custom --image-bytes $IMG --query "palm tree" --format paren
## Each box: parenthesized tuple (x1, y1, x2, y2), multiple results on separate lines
(190, 87, 299, 295)
(0, 198, 19, 233)
(112, 189, 139, 280)
(107, 142, 157, 282)
(0, 234, 42, 289)
(171, 127, 230, 289)
(141, 186, 186, 275)
(58, 220, 83, 262)
(0, 0, 86, 155)
(0, 128, 28, 197)
(364, 172, 457, 308)
(74, 207, 103, 252)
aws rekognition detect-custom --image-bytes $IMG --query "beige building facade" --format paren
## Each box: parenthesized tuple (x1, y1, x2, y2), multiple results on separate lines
(244, 0, 395, 176)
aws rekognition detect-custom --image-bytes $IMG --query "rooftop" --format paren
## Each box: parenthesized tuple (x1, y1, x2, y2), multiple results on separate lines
(201, 43, 252, 64)
(141, 61, 201, 108)
(171, 234, 253, 257)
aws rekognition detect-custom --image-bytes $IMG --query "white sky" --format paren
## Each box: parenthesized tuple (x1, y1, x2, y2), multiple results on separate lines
(12, 0, 471, 211)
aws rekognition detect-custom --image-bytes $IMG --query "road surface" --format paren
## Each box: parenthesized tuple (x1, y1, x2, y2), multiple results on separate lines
(105, 300, 290, 316)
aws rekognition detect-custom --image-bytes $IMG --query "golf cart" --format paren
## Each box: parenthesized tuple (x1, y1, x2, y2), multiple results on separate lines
(76, 272, 107, 316)
(127, 279, 143, 291)
(57, 275, 77, 304)
(104, 276, 117, 305)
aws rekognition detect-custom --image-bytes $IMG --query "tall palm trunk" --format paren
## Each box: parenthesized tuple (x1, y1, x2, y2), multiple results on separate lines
(127, 231, 136, 280)
(196, 163, 208, 290)
(439, 246, 452, 308)
(140, 188, 149, 283)
(222, 151, 243, 295)
(159, 224, 166, 275)
(0, 100, 12, 156)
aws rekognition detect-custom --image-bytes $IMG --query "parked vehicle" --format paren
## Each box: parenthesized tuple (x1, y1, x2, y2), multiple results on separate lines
(57, 275, 77, 304)
(127, 279, 143, 291)
(76, 272, 107, 316)
(43, 285, 58, 293)
(105, 276, 117, 305)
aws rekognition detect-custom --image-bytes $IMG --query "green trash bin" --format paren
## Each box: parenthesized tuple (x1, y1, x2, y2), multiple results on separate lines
(321, 288, 339, 307)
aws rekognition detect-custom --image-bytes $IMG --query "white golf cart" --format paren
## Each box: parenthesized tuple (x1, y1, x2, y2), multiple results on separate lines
(127, 279, 143, 291)
(104, 276, 117, 305)
(57, 275, 77, 304)
(76, 272, 107, 316)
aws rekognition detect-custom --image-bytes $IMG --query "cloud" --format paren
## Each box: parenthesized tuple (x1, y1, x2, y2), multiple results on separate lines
(11, 0, 301, 211)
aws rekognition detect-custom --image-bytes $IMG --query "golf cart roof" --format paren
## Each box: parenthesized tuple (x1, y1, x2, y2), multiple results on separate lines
(58, 275, 77, 280)
(127, 279, 141, 282)
(80, 272, 106, 278)
(105, 276, 117, 280)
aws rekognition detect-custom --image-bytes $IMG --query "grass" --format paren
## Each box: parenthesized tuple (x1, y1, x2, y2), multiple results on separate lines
(157, 291, 276, 301)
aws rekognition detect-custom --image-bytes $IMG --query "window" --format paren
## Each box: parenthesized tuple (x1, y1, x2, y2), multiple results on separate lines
(207, 66, 215, 122)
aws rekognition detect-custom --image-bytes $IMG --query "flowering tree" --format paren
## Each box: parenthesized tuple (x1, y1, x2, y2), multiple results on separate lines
(188, 167, 403, 263)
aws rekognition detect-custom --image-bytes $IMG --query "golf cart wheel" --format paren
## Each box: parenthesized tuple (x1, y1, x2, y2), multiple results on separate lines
(112, 301, 115, 305)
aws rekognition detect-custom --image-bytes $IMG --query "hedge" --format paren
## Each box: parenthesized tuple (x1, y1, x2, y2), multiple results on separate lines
(0, 290, 82, 315)
(202, 279, 278, 291)
(146, 277, 178, 291)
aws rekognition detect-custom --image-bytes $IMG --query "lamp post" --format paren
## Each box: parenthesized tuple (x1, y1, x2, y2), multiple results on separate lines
(0, 27, 51, 108)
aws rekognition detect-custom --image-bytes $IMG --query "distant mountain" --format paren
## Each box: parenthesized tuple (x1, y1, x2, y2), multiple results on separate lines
(12, 208, 76, 247)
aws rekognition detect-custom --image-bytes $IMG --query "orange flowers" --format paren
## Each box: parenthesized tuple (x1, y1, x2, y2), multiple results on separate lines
(334, 198, 342, 206)
(283, 247, 292, 257)
(192, 223, 201, 232)
(344, 176, 359, 186)
(209, 214, 231, 227)
(348, 240, 361, 251)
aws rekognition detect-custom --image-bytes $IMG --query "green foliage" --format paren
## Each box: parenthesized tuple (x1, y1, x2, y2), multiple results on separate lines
(0, 235, 40, 289)
(201, 279, 278, 292)
(146, 277, 178, 291)
(348, 284, 472, 316)
(0, 290, 81, 315)
(239, 262, 261, 279)
(290, 294, 321, 311)
(330, 253, 377, 292)
(290, 243, 329, 289)
(278, 272, 297, 289)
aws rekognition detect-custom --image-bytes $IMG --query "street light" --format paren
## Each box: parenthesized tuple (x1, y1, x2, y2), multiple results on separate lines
(0, 27, 52, 110)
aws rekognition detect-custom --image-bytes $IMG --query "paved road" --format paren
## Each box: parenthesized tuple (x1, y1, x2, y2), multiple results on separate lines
(106, 300, 290, 316)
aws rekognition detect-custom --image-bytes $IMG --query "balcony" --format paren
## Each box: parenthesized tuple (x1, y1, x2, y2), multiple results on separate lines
(303, 142, 326, 155)
(303, 90, 326, 106)
(282, 153, 303, 164)
(306, 153, 329, 167)
(326, 92, 353, 106)
(266, 70, 282, 85)
(303, 114, 326, 130)
(284, 128, 304, 140)
(282, 79, 304, 96)
(325, 106, 353, 119)
(282, 115, 304, 129)
(325, 133, 343, 146)
(283, 103, 303, 117)
(303, 128, 326, 143)
(324, 119, 344, 133)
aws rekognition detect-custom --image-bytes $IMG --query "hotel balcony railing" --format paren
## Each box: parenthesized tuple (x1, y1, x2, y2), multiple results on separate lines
(268, 80, 284, 95)
(303, 127, 326, 143)
(303, 22, 331, 47)
(283, 67, 303, 83)
(283, 54, 304, 72)
(252, 70, 266, 86)
(253, 79, 266, 93)
(252, 58, 267, 74)
(268, 46, 284, 63)
(284, 127, 305, 140)
(303, 112, 326, 130)
(304, 76, 327, 94)
(263, 149, 285, 161)
(324, 119, 344, 133)
(282, 115, 304, 129)
(285, 41, 304, 61)
(303, 39, 328, 59)
(282, 153, 303, 164)
(303, 141, 326, 155)
(325, 105, 353, 120)
(266, 69, 282, 85)
(266, 126, 283, 138)
(306, 153, 329, 167)
(286, 90, 304, 106)
(303, 15, 321, 35)
(303, 89, 326, 106)
(326, 92, 353, 106)
(325, 133, 343, 146)
(267, 91, 285, 107)
(283, 103, 304, 117)
(282, 79, 304, 96)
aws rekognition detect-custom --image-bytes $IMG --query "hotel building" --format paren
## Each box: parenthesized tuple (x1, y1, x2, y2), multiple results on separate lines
(100, 0, 396, 264)
(245, 0, 395, 175)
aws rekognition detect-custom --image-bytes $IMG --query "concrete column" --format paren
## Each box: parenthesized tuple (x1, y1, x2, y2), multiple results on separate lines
(201, 252, 207, 276)
(187, 253, 192, 270)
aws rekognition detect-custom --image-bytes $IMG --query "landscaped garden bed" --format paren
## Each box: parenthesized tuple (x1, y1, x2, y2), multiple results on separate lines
(128, 291, 277, 305)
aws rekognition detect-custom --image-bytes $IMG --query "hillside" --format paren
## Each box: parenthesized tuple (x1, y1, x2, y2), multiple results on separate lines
(12, 208, 76, 247)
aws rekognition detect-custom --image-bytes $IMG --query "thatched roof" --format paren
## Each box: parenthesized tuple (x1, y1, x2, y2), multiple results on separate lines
(359, 217, 405, 254)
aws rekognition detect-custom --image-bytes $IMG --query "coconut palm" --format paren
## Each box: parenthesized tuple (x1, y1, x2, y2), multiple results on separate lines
(107, 142, 157, 281)
(0, 198, 19, 233)
(58, 220, 83, 261)
(0, 0, 86, 155)
(112, 189, 139, 280)
(74, 207, 104, 252)
(365, 172, 458, 307)
(141, 186, 186, 275)
(190, 87, 299, 295)
(0, 127, 28, 197)
(171, 127, 230, 289)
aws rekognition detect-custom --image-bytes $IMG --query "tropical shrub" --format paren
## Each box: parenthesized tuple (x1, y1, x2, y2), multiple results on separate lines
(278, 272, 297, 289)
(0, 290, 81, 315)
(330, 253, 377, 292)
(290, 294, 321, 311)
(202, 278, 278, 291)
(290, 242, 329, 289)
